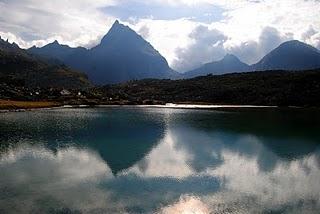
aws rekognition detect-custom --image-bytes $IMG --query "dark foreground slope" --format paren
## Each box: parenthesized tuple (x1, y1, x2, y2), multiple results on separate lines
(100, 70, 320, 107)
(0, 38, 91, 89)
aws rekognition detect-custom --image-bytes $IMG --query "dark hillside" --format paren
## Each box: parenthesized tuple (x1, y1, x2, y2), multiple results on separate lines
(0, 38, 91, 89)
(100, 70, 320, 107)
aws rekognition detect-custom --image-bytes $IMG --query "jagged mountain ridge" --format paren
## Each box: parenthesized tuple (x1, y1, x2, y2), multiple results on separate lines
(29, 20, 178, 84)
(0, 37, 90, 89)
(28, 23, 320, 82)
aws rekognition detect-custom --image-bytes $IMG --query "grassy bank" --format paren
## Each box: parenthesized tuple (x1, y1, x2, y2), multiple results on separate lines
(0, 100, 61, 110)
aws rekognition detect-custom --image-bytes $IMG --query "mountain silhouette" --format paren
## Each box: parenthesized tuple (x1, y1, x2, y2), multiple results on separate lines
(29, 20, 178, 84)
(29, 40, 87, 63)
(184, 40, 320, 77)
(184, 54, 250, 78)
(29, 26, 320, 83)
(0, 37, 90, 89)
(252, 40, 320, 71)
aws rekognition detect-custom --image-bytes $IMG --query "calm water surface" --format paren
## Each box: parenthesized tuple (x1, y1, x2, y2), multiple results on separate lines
(0, 107, 320, 213)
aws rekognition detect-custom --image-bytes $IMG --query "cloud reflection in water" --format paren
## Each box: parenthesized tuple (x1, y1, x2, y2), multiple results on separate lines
(0, 108, 320, 213)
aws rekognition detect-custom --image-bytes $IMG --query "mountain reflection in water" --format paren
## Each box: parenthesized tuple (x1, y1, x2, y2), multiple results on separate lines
(0, 107, 320, 213)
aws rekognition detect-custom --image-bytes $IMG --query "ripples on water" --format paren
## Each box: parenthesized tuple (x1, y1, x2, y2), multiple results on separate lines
(0, 107, 320, 213)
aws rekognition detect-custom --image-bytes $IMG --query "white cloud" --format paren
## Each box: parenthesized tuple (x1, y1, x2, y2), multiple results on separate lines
(149, 0, 258, 8)
(172, 24, 228, 71)
(121, 123, 320, 213)
(0, 145, 118, 213)
(227, 26, 293, 65)
(130, 18, 198, 68)
(128, 0, 320, 71)
(0, 0, 319, 72)
(0, 0, 117, 48)
(301, 25, 320, 49)
(123, 129, 194, 179)
(216, 0, 320, 41)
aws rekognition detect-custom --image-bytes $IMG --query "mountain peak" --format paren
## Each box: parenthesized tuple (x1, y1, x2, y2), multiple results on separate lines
(185, 53, 249, 78)
(27, 19, 176, 84)
(254, 40, 320, 71)
(52, 40, 60, 45)
(42, 40, 60, 48)
(0, 37, 22, 52)
(280, 40, 307, 47)
(113, 20, 120, 25)
(110, 20, 129, 32)
(99, 20, 133, 46)
(12, 42, 19, 48)
(222, 54, 239, 62)
(277, 40, 319, 52)
(282, 40, 307, 46)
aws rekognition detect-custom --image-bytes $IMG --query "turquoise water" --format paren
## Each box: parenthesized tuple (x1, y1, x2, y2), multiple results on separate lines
(0, 107, 320, 213)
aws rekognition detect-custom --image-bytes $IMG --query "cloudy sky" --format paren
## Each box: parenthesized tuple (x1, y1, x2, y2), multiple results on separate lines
(0, 0, 320, 72)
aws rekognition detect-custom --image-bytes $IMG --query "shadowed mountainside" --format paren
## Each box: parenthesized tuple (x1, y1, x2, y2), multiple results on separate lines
(184, 54, 250, 78)
(185, 40, 320, 77)
(252, 40, 320, 71)
(29, 20, 178, 85)
(0, 37, 91, 89)
(28, 20, 320, 83)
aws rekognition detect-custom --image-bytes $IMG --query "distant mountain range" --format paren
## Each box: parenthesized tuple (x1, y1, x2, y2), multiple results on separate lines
(0, 37, 90, 89)
(1, 20, 320, 87)
(29, 20, 178, 84)
(185, 40, 320, 78)
(184, 54, 250, 78)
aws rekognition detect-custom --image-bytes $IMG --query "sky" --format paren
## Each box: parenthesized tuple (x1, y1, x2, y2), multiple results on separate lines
(0, 0, 320, 72)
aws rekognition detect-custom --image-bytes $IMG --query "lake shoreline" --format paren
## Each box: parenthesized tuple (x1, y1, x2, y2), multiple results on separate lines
(0, 100, 61, 112)
(0, 100, 310, 113)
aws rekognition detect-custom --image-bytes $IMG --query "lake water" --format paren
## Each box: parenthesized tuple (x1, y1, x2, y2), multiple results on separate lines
(1, 107, 320, 213)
